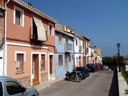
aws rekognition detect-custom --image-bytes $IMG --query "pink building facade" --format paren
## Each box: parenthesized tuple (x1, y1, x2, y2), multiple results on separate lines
(0, 0, 57, 87)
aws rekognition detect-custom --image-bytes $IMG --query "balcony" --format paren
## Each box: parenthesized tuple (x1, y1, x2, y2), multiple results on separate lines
(65, 43, 73, 53)
(30, 27, 46, 42)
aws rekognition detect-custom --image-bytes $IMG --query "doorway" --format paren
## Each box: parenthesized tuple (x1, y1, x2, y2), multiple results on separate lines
(49, 55, 54, 80)
(32, 54, 39, 86)
(65, 54, 68, 73)
(79, 56, 81, 67)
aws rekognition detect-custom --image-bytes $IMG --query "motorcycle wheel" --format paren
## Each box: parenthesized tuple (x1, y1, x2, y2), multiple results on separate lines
(75, 75, 81, 82)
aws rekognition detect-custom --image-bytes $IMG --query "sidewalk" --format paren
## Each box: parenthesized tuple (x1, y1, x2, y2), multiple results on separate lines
(33, 77, 65, 92)
(118, 71, 128, 96)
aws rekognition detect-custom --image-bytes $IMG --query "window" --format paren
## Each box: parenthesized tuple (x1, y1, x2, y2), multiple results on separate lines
(58, 55, 63, 67)
(6, 81, 23, 95)
(17, 54, 24, 72)
(41, 54, 45, 70)
(14, 6, 24, 26)
(32, 18, 38, 40)
(15, 52, 26, 72)
(76, 39, 78, 46)
(58, 34, 63, 44)
(0, 82, 3, 96)
(32, 16, 46, 41)
(49, 23, 54, 36)
(15, 10, 20, 25)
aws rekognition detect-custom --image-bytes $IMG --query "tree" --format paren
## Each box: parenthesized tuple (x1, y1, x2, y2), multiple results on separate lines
(27, 2, 32, 6)
(103, 56, 124, 70)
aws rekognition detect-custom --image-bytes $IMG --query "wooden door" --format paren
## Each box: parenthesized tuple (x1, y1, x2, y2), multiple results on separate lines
(33, 54, 39, 85)
(50, 55, 53, 74)
(65, 54, 68, 73)
(79, 56, 81, 67)
(84, 56, 86, 66)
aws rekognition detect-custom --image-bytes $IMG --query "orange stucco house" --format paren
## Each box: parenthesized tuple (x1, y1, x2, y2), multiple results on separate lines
(0, 0, 57, 87)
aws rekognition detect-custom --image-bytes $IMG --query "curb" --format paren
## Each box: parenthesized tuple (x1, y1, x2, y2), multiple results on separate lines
(118, 72, 128, 96)
(34, 77, 65, 92)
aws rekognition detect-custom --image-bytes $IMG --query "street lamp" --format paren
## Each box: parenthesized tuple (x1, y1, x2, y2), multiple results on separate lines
(117, 43, 120, 71)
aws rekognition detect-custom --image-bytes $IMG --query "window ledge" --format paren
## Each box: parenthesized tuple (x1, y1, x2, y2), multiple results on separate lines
(16, 71, 25, 74)
(41, 69, 46, 71)
(59, 66, 63, 68)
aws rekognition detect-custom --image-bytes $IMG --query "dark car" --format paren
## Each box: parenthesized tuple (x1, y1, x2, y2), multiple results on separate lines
(75, 66, 90, 79)
(87, 64, 96, 72)
(93, 64, 98, 71)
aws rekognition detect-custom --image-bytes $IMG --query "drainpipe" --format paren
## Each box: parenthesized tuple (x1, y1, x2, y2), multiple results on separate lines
(3, 0, 10, 76)
(73, 38, 75, 69)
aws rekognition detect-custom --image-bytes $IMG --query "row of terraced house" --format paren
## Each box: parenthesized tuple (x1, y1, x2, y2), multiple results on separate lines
(0, 0, 102, 87)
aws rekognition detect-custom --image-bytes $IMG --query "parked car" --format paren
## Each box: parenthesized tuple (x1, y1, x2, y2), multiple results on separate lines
(65, 71, 82, 82)
(75, 66, 90, 79)
(102, 65, 109, 70)
(0, 76, 39, 96)
(87, 64, 96, 72)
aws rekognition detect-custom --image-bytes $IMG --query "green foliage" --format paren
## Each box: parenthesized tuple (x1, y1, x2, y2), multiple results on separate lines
(27, 2, 32, 6)
(125, 90, 128, 94)
(121, 67, 128, 85)
(103, 56, 124, 70)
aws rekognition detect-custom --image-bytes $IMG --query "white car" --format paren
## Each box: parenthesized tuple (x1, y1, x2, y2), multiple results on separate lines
(0, 76, 39, 96)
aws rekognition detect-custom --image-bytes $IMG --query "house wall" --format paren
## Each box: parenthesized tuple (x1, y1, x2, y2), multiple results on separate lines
(7, 2, 55, 47)
(88, 47, 94, 64)
(0, 16, 2, 45)
(55, 32, 74, 78)
(0, 9, 4, 76)
(3, 1, 56, 86)
(7, 44, 48, 87)
(0, 0, 5, 7)
(74, 37, 84, 67)
(0, 49, 3, 76)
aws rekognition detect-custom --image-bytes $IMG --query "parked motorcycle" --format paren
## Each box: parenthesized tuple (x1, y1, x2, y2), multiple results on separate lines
(65, 70, 82, 82)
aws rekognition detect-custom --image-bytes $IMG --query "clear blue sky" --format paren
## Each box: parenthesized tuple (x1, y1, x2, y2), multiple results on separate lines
(23, 0, 128, 57)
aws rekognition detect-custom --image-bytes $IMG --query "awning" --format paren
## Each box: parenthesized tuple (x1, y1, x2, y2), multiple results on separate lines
(33, 16, 46, 41)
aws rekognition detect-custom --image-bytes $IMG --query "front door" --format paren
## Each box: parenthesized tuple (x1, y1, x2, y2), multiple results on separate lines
(79, 56, 81, 67)
(84, 56, 86, 66)
(50, 55, 53, 75)
(65, 54, 68, 73)
(32, 54, 39, 86)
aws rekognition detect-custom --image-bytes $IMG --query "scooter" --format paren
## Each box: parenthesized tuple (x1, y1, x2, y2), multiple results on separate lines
(65, 70, 82, 82)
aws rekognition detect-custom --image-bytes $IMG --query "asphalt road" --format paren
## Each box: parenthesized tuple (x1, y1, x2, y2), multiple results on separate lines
(39, 70, 114, 96)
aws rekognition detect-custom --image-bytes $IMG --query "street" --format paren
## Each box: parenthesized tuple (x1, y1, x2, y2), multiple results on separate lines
(39, 70, 114, 96)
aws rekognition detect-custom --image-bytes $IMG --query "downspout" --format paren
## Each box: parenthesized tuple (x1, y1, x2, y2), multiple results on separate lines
(73, 38, 75, 69)
(3, 0, 10, 76)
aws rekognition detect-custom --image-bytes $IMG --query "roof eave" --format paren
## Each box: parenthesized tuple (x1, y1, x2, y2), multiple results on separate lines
(56, 29, 75, 38)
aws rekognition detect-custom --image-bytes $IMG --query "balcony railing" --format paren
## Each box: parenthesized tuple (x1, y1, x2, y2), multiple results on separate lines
(65, 43, 73, 52)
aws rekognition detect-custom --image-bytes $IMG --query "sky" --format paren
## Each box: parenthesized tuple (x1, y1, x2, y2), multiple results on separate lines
(22, 0, 128, 57)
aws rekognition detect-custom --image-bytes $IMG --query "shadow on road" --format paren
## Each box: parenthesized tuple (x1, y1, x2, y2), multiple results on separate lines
(108, 70, 119, 96)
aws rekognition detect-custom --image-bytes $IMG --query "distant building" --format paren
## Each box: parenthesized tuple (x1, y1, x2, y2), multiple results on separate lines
(124, 56, 128, 65)
(81, 35, 90, 65)
(94, 46, 102, 64)
(88, 45, 94, 64)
